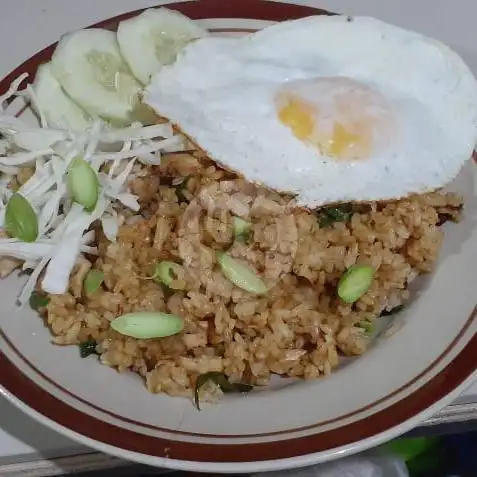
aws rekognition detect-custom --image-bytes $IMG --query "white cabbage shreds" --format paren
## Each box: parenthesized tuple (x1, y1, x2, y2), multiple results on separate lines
(0, 72, 184, 305)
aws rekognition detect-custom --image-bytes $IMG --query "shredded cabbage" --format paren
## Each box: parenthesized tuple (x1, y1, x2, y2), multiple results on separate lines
(0, 72, 184, 305)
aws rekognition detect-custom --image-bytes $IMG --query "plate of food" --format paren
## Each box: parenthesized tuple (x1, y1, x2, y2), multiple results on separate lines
(0, 0, 476, 473)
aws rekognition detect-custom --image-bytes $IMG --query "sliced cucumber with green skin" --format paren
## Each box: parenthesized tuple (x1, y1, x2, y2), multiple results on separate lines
(33, 63, 92, 131)
(117, 7, 208, 85)
(50, 29, 142, 125)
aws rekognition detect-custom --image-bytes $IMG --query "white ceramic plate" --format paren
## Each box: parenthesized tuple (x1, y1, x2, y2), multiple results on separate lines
(0, 0, 476, 473)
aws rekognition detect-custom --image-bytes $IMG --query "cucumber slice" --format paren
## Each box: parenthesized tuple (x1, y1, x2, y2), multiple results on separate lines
(117, 8, 208, 85)
(50, 28, 142, 125)
(33, 63, 92, 131)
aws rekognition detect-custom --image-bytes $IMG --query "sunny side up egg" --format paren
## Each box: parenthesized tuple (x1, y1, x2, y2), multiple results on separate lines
(145, 15, 477, 208)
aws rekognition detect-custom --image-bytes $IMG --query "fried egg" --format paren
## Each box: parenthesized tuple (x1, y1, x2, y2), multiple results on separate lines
(145, 15, 477, 208)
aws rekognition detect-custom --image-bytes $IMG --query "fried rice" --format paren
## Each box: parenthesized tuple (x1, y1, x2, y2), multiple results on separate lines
(28, 150, 463, 401)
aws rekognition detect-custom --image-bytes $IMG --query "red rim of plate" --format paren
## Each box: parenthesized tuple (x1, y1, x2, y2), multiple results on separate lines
(0, 0, 476, 465)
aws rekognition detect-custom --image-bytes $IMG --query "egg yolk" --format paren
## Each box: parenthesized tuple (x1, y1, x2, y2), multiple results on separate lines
(276, 77, 396, 161)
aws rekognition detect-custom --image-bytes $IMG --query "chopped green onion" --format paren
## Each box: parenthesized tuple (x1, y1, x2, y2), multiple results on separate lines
(356, 319, 373, 334)
(110, 311, 184, 339)
(216, 252, 267, 295)
(83, 269, 104, 296)
(337, 264, 375, 304)
(5, 193, 39, 242)
(67, 157, 99, 212)
(325, 206, 352, 221)
(194, 371, 253, 410)
(79, 338, 98, 358)
(380, 305, 404, 317)
(317, 205, 353, 228)
(152, 261, 183, 289)
(29, 291, 50, 310)
(233, 217, 252, 241)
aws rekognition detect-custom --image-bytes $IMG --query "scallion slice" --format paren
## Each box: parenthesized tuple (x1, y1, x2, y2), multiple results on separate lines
(5, 193, 39, 242)
(153, 261, 183, 289)
(337, 264, 375, 304)
(232, 217, 252, 241)
(79, 338, 99, 358)
(216, 252, 267, 295)
(29, 290, 49, 310)
(83, 269, 104, 296)
(356, 319, 373, 334)
(67, 157, 99, 212)
(110, 311, 184, 339)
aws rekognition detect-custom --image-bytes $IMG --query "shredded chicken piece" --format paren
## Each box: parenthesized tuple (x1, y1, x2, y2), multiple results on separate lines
(153, 216, 172, 252)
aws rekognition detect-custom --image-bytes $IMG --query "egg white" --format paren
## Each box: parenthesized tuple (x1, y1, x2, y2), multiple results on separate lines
(145, 15, 477, 208)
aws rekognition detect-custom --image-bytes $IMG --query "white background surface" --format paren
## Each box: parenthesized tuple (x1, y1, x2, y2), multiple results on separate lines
(0, 0, 476, 462)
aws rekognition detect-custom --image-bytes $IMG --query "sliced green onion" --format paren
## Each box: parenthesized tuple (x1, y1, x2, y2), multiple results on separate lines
(29, 291, 49, 310)
(337, 264, 375, 304)
(194, 371, 253, 410)
(67, 157, 99, 212)
(83, 269, 104, 296)
(357, 319, 373, 334)
(317, 205, 353, 228)
(325, 206, 352, 221)
(110, 311, 184, 339)
(216, 252, 267, 295)
(233, 217, 252, 240)
(5, 193, 39, 242)
(153, 261, 183, 289)
(79, 339, 99, 358)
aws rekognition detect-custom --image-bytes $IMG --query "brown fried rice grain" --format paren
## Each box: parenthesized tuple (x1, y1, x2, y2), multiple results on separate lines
(36, 151, 463, 402)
